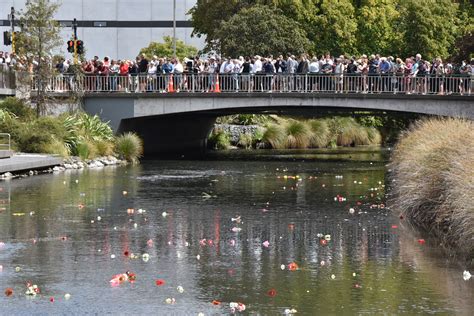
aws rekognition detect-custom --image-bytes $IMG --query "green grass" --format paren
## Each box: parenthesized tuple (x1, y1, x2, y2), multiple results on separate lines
(115, 132, 143, 163)
(285, 120, 311, 149)
(262, 123, 286, 149)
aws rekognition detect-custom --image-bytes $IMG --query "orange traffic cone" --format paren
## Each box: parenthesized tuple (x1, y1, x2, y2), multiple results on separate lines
(168, 75, 175, 93)
(214, 75, 221, 93)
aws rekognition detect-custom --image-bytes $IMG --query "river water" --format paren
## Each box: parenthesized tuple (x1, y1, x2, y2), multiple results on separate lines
(0, 148, 472, 315)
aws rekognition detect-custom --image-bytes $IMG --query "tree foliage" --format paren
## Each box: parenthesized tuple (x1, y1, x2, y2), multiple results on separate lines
(16, 0, 62, 116)
(139, 36, 198, 60)
(400, 0, 460, 60)
(188, 0, 469, 59)
(355, 0, 402, 55)
(214, 5, 309, 56)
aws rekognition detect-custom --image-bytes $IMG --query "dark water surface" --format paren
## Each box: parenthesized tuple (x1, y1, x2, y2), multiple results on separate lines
(0, 148, 472, 315)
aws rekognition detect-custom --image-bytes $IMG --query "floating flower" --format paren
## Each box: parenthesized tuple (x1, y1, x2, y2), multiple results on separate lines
(391, 225, 398, 229)
(331, 274, 336, 280)
(142, 253, 150, 262)
(231, 227, 242, 232)
(463, 271, 472, 281)
(320, 239, 328, 246)
(262, 240, 270, 248)
(417, 239, 426, 245)
(155, 279, 165, 286)
(127, 208, 134, 214)
(284, 308, 298, 314)
(147, 239, 153, 247)
(49, 297, 54, 302)
(324, 235, 331, 241)
(162, 212, 168, 218)
(231, 216, 241, 223)
(177, 286, 184, 293)
(15, 266, 21, 272)
(123, 250, 129, 257)
(64, 293, 71, 300)
(196, 254, 201, 260)
(25, 283, 40, 296)
(4, 288, 13, 297)
(267, 288, 277, 297)
(288, 262, 299, 271)
(349, 208, 355, 214)
(212, 300, 221, 305)
(280, 264, 286, 270)
(122, 191, 128, 195)
(165, 297, 176, 304)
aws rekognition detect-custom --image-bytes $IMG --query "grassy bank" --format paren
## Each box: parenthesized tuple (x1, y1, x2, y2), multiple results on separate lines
(0, 97, 143, 163)
(210, 115, 382, 150)
(390, 118, 474, 258)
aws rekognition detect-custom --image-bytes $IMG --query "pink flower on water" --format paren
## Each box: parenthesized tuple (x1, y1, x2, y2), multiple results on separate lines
(262, 240, 270, 248)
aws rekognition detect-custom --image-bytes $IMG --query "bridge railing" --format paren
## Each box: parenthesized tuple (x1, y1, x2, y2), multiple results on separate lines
(30, 73, 472, 96)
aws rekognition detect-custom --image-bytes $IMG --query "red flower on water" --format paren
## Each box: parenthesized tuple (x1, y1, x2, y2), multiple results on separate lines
(320, 239, 328, 246)
(4, 288, 13, 297)
(155, 279, 165, 286)
(49, 297, 55, 302)
(123, 250, 129, 257)
(212, 300, 221, 305)
(391, 225, 398, 229)
(267, 288, 277, 297)
(418, 239, 426, 245)
(288, 262, 299, 271)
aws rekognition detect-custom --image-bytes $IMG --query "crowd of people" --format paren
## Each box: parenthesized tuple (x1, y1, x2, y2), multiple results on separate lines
(1, 50, 473, 95)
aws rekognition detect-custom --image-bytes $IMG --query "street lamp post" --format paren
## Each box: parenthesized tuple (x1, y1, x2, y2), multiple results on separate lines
(173, 0, 176, 58)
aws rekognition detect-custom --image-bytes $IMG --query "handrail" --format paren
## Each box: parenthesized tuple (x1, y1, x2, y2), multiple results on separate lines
(24, 73, 474, 96)
(0, 133, 11, 151)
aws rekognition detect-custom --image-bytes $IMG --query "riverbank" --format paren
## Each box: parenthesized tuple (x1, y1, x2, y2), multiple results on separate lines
(0, 155, 127, 180)
(390, 118, 474, 261)
(209, 115, 386, 150)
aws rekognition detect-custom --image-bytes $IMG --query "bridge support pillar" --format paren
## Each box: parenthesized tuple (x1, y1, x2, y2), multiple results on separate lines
(118, 113, 216, 156)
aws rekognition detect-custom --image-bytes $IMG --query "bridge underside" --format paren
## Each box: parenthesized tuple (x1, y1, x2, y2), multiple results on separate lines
(83, 93, 473, 154)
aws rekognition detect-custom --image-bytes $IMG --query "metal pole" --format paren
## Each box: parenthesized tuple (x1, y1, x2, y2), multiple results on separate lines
(10, 7, 15, 54)
(173, 0, 176, 58)
(73, 18, 78, 64)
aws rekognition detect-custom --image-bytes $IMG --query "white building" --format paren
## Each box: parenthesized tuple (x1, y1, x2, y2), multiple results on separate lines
(0, 0, 204, 59)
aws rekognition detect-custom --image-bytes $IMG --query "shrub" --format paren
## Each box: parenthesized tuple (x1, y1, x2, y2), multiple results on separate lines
(262, 124, 286, 149)
(76, 139, 98, 160)
(391, 118, 474, 255)
(40, 138, 69, 157)
(237, 133, 253, 149)
(115, 132, 143, 163)
(308, 119, 330, 148)
(208, 129, 231, 150)
(95, 140, 115, 156)
(0, 97, 35, 120)
(285, 120, 311, 149)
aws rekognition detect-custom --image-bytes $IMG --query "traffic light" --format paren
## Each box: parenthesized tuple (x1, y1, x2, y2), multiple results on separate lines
(67, 40, 74, 53)
(3, 31, 12, 46)
(76, 40, 84, 55)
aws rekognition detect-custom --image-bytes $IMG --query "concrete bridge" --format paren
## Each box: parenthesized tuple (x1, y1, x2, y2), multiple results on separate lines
(83, 92, 474, 154)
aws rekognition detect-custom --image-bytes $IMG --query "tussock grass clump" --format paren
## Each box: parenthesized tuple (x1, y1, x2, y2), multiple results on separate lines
(208, 128, 231, 150)
(262, 124, 286, 149)
(308, 119, 330, 148)
(115, 132, 143, 163)
(237, 133, 253, 149)
(285, 120, 311, 149)
(95, 140, 115, 157)
(391, 118, 474, 256)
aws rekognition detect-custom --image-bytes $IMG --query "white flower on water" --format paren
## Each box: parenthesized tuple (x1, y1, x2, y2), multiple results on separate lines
(463, 270, 471, 281)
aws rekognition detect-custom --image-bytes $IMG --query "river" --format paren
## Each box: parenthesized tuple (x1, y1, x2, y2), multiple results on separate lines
(0, 147, 472, 315)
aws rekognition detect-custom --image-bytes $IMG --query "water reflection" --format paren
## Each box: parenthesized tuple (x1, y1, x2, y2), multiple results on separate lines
(0, 151, 472, 314)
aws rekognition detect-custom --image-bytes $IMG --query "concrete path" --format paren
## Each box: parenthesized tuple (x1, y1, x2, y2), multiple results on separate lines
(0, 153, 62, 174)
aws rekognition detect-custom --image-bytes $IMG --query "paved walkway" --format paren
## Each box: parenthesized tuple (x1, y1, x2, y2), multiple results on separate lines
(0, 153, 62, 174)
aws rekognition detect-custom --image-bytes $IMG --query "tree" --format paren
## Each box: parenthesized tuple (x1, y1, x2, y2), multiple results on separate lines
(450, 0, 474, 62)
(16, 0, 62, 116)
(139, 36, 198, 60)
(213, 5, 309, 57)
(399, 0, 460, 60)
(311, 0, 358, 56)
(355, 0, 403, 56)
